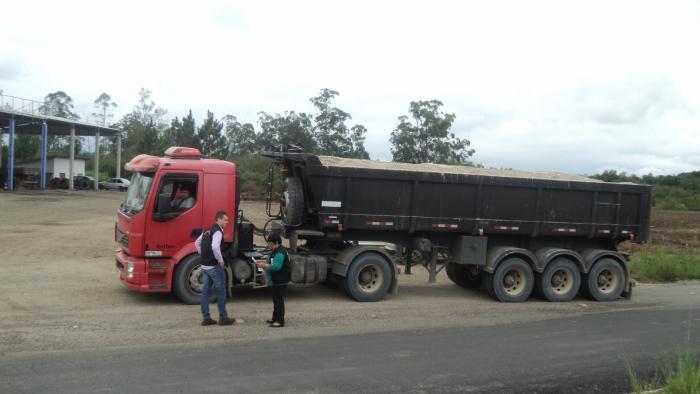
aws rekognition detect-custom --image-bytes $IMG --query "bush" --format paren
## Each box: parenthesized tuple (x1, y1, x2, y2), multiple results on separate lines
(630, 353, 700, 394)
(630, 247, 700, 282)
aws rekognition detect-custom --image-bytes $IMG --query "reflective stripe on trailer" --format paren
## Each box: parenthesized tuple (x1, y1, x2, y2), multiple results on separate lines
(553, 228, 577, 233)
(365, 221, 394, 226)
(494, 225, 520, 231)
(431, 223, 458, 229)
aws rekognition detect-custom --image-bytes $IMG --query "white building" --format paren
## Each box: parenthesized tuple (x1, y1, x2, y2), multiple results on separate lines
(19, 157, 86, 178)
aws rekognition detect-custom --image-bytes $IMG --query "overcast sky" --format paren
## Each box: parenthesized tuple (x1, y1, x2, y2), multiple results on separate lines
(2, 0, 699, 175)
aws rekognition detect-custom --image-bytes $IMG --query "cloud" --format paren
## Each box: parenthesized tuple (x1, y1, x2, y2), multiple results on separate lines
(458, 75, 700, 175)
(0, 57, 23, 81)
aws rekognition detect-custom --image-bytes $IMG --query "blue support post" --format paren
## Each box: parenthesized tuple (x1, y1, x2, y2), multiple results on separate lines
(7, 116, 15, 191)
(40, 122, 48, 189)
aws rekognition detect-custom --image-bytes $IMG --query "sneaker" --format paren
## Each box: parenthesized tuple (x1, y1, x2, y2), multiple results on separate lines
(201, 318, 217, 326)
(219, 317, 236, 326)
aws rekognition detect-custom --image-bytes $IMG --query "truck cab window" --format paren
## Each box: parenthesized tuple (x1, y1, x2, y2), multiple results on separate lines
(121, 172, 154, 215)
(159, 178, 198, 213)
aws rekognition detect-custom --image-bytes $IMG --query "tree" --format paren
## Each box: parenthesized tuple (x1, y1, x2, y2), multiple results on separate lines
(14, 135, 40, 162)
(257, 111, 316, 152)
(116, 112, 162, 157)
(39, 91, 80, 120)
(39, 91, 81, 155)
(197, 110, 226, 159)
(223, 115, 257, 156)
(310, 88, 369, 158)
(113, 89, 168, 159)
(92, 93, 118, 126)
(390, 100, 474, 164)
(163, 110, 198, 148)
(133, 88, 167, 129)
(349, 125, 370, 159)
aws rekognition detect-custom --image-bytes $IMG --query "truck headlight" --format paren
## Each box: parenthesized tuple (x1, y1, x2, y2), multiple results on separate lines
(127, 262, 134, 273)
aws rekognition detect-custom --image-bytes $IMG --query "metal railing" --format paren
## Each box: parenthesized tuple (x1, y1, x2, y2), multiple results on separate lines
(0, 93, 46, 117)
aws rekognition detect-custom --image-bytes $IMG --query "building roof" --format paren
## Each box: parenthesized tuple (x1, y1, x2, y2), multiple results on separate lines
(0, 108, 120, 137)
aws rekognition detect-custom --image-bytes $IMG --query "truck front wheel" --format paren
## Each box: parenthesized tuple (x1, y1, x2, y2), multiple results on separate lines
(344, 253, 392, 302)
(173, 254, 217, 305)
(489, 257, 534, 302)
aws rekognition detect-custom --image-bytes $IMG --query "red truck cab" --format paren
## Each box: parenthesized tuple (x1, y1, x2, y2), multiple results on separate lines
(115, 147, 237, 301)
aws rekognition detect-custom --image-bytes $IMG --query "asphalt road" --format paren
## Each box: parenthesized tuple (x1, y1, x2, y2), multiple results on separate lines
(2, 305, 699, 394)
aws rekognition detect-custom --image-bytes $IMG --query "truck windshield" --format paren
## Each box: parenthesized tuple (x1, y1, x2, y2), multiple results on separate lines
(120, 172, 154, 215)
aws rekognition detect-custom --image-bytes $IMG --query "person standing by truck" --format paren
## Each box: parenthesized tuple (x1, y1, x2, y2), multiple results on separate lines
(256, 233, 291, 327)
(195, 211, 235, 326)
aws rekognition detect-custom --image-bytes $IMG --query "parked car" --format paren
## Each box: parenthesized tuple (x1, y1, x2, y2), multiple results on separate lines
(99, 178, 131, 191)
(73, 175, 96, 190)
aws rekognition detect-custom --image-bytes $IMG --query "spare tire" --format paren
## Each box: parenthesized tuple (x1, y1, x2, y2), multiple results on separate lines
(282, 177, 303, 226)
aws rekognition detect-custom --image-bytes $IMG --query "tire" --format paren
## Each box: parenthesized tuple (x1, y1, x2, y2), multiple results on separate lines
(584, 258, 625, 301)
(536, 257, 581, 302)
(344, 252, 392, 302)
(119, 186, 126, 192)
(446, 262, 481, 288)
(484, 273, 496, 299)
(173, 254, 217, 305)
(282, 177, 304, 226)
(490, 257, 534, 302)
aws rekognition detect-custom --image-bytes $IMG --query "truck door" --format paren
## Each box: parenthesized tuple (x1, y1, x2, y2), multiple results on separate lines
(144, 172, 203, 258)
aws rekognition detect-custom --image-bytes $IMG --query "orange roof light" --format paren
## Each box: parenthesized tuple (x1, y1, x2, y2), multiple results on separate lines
(164, 146, 202, 159)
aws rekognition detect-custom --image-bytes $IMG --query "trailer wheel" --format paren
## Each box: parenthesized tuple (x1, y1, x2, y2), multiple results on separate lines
(490, 257, 534, 302)
(536, 257, 581, 302)
(344, 252, 392, 302)
(584, 258, 624, 301)
(282, 177, 304, 226)
(446, 262, 481, 288)
(173, 254, 217, 305)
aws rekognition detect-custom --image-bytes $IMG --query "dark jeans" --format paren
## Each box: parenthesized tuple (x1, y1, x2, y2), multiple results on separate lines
(201, 265, 228, 320)
(271, 284, 287, 324)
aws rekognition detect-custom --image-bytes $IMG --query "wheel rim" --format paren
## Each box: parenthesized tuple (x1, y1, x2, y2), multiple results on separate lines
(187, 264, 204, 294)
(596, 268, 620, 295)
(502, 267, 526, 295)
(550, 268, 574, 294)
(357, 264, 384, 294)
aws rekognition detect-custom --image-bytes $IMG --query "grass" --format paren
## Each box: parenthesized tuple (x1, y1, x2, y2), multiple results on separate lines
(630, 353, 700, 394)
(630, 247, 700, 283)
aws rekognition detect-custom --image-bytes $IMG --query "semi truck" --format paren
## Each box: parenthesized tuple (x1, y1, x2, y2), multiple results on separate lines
(115, 146, 651, 304)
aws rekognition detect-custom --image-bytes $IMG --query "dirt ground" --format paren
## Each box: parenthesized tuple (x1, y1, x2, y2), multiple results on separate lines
(0, 190, 697, 356)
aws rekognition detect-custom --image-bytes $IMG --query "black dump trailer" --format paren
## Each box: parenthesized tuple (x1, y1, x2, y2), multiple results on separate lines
(263, 151, 652, 303)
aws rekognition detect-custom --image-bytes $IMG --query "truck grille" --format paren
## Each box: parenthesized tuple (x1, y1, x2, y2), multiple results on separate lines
(116, 229, 129, 248)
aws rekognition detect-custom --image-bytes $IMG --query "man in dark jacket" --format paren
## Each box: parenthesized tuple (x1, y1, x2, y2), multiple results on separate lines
(256, 232, 290, 327)
(195, 211, 235, 326)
